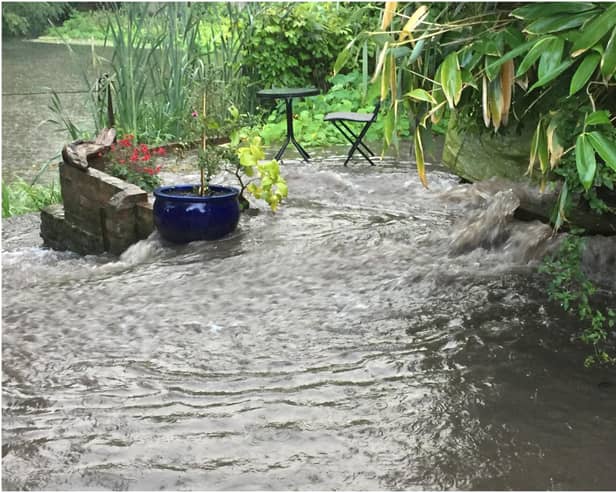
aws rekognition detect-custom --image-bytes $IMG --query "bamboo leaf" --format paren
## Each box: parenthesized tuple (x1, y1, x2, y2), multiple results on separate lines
(414, 126, 428, 188)
(381, 1, 398, 31)
(571, 3, 616, 57)
(569, 52, 601, 95)
(500, 60, 514, 126)
(587, 131, 616, 171)
(399, 5, 429, 41)
(372, 42, 389, 83)
(482, 76, 491, 128)
(408, 38, 425, 64)
(538, 121, 549, 173)
(512, 3, 596, 20)
(334, 38, 356, 75)
(585, 110, 612, 126)
(488, 77, 503, 131)
(525, 12, 596, 35)
(528, 119, 542, 175)
(389, 53, 397, 101)
(528, 59, 575, 92)
(440, 52, 462, 109)
(538, 37, 564, 80)
(484, 39, 536, 75)
(576, 133, 597, 190)
(383, 107, 395, 147)
(406, 88, 436, 104)
(547, 118, 565, 168)
(554, 180, 569, 230)
(517, 36, 557, 77)
(601, 26, 616, 79)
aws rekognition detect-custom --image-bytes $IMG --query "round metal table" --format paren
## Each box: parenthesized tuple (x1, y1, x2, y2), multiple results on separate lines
(257, 87, 319, 161)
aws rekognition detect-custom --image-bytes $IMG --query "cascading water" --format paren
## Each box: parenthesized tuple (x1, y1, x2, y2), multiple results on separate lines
(3, 154, 615, 490)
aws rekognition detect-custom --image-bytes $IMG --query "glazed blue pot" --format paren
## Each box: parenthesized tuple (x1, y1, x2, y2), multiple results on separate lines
(153, 184, 240, 243)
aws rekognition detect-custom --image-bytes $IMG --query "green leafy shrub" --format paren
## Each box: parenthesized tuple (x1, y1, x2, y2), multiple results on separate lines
(540, 234, 616, 367)
(2, 2, 70, 38)
(257, 71, 410, 148)
(2, 179, 62, 218)
(243, 2, 375, 92)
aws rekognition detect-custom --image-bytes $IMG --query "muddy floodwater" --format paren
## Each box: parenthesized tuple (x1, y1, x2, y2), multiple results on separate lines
(2, 150, 616, 490)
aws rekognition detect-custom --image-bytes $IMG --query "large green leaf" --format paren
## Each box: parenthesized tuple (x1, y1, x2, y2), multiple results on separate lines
(538, 37, 564, 79)
(484, 39, 536, 75)
(517, 36, 557, 77)
(601, 26, 616, 79)
(408, 38, 425, 64)
(405, 88, 436, 104)
(512, 3, 596, 20)
(587, 131, 616, 171)
(569, 52, 601, 95)
(571, 3, 616, 57)
(440, 52, 462, 109)
(585, 110, 612, 126)
(525, 12, 596, 35)
(528, 59, 575, 91)
(576, 133, 597, 191)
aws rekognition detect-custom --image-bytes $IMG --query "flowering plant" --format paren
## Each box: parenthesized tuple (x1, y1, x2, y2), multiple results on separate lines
(106, 134, 166, 193)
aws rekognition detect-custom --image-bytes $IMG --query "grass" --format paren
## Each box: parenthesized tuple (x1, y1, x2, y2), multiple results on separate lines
(2, 179, 62, 218)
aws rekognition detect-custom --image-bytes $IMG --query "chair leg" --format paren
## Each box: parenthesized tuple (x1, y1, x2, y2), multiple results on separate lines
(341, 120, 376, 166)
(332, 121, 376, 166)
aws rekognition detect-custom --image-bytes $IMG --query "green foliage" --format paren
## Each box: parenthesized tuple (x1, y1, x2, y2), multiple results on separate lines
(539, 234, 616, 367)
(257, 71, 409, 148)
(2, 179, 62, 218)
(44, 9, 108, 41)
(338, 2, 615, 213)
(2, 2, 70, 38)
(242, 2, 375, 92)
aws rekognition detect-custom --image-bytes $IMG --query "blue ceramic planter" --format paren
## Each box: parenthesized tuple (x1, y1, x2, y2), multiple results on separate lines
(153, 184, 240, 243)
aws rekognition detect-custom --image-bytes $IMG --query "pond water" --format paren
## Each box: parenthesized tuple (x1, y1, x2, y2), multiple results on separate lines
(2, 40, 109, 184)
(3, 151, 616, 490)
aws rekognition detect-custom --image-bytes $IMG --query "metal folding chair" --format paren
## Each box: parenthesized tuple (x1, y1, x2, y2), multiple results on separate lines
(324, 101, 381, 166)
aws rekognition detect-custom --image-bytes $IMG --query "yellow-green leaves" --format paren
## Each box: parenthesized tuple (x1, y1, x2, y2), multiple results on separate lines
(405, 88, 436, 104)
(575, 133, 597, 191)
(381, 1, 398, 30)
(546, 118, 564, 168)
(571, 3, 616, 57)
(399, 5, 429, 41)
(414, 126, 428, 188)
(529, 119, 549, 175)
(440, 52, 462, 109)
(482, 76, 490, 128)
(570, 52, 601, 95)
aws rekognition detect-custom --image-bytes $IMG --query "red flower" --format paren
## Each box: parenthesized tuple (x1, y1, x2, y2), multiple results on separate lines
(155, 147, 166, 155)
(140, 144, 148, 153)
(155, 165, 162, 173)
(119, 159, 126, 164)
(143, 167, 154, 175)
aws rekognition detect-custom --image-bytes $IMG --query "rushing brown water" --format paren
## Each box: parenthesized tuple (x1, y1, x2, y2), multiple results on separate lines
(3, 150, 616, 490)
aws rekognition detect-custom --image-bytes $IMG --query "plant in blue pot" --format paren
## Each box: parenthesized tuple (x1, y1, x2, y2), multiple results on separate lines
(153, 92, 287, 244)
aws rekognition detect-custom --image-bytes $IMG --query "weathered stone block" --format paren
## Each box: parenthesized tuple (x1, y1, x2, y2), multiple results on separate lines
(136, 201, 155, 239)
(42, 162, 155, 256)
(40, 204, 105, 255)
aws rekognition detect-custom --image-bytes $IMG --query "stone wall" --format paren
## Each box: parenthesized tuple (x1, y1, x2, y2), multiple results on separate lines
(441, 115, 616, 235)
(40, 163, 154, 255)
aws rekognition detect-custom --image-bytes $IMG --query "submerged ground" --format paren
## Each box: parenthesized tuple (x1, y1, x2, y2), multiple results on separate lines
(2, 150, 615, 490)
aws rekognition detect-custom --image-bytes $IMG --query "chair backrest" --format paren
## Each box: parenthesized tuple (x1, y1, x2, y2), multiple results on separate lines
(370, 101, 381, 121)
